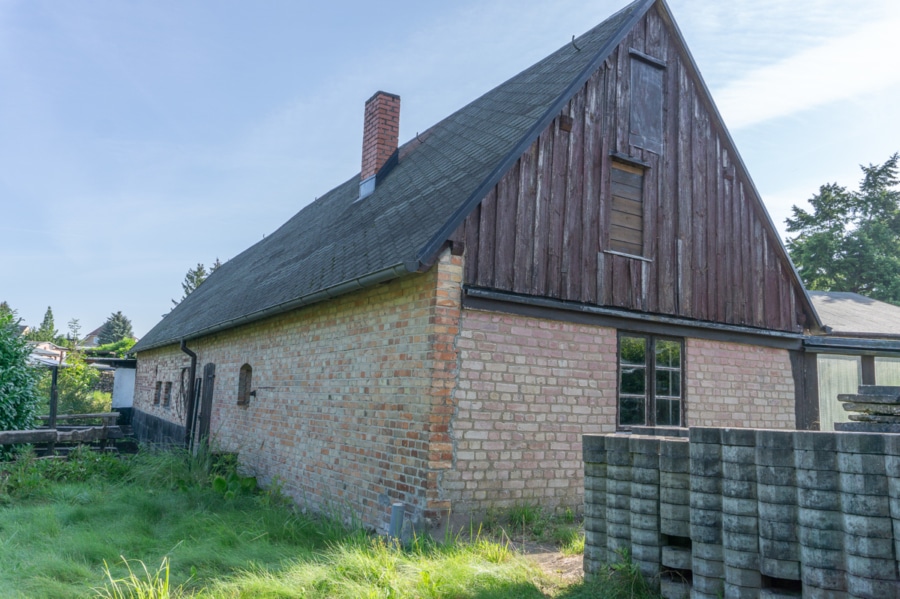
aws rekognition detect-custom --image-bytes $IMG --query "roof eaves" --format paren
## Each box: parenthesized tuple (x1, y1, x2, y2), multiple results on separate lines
(133, 261, 412, 353)
(412, 0, 657, 271)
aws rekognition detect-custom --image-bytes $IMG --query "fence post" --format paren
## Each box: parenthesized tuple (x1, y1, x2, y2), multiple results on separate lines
(47, 365, 59, 455)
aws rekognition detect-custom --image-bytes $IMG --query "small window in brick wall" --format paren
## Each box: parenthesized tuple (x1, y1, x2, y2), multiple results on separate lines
(237, 364, 253, 406)
(163, 382, 172, 407)
(153, 381, 162, 405)
(618, 334, 683, 428)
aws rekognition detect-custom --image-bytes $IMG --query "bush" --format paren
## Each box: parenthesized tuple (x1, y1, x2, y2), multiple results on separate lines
(0, 314, 40, 456)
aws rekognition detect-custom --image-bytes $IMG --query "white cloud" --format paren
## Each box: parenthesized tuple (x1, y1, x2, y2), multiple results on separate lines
(715, 16, 900, 129)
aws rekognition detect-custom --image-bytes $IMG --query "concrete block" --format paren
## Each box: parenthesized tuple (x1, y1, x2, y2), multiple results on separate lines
(607, 478, 632, 496)
(759, 518, 797, 542)
(690, 427, 722, 445)
(756, 448, 796, 468)
(692, 557, 725, 578)
(842, 514, 894, 538)
(759, 590, 802, 599)
(690, 523, 722, 544)
(722, 479, 757, 499)
(693, 541, 724, 560)
(795, 469, 840, 491)
(798, 508, 843, 531)
(724, 583, 762, 599)
(836, 433, 885, 455)
(759, 538, 799, 562)
(798, 526, 842, 550)
(758, 484, 798, 506)
(794, 430, 838, 452)
(690, 475, 723, 494)
(844, 534, 896, 559)
(795, 449, 837, 471)
(838, 473, 888, 496)
(842, 493, 890, 517)
(847, 575, 900, 598)
(692, 457, 724, 478)
(796, 488, 841, 511)
(757, 501, 797, 523)
(721, 462, 758, 484)
(606, 522, 631, 541)
(661, 486, 690, 505)
(662, 545, 693, 570)
(888, 476, 900, 499)
(885, 454, 900, 478)
(660, 501, 691, 520)
(722, 513, 758, 536)
(631, 543, 662, 563)
(631, 482, 661, 500)
(660, 578, 691, 599)
(722, 446, 757, 465)
(803, 590, 848, 599)
(606, 506, 631, 524)
(632, 467, 660, 485)
(801, 565, 848, 591)
(629, 435, 661, 455)
(607, 534, 631, 553)
(584, 502, 606, 520)
(660, 456, 692, 473)
(837, 452, 887, 475)
(721, 428, 757, 447)
(630, 498, 660, 518)
(691, 491, 723, 510)
(690, 590, 721, 599)
(722, 496, 759, 516)
(691, 508, 723, 528)
(661, 440, 690, 458)
(634, 558, 660, 579)
(756, 429, 794, 449)
(845, 555, 898, 580)
(607, 464, 633, 480)
(759, 557, 801, 581)
(799, 546, 846, 570)
(606, 493, 631, 510)
(722, 532, 759, 553)
(630, 524, 662, 544)
(584, 517, 607, 534)
(605, 450, 633, 467)
(661, 517, 690, 538)
(757, 465, 797, 487)
(661, 471, 691, 489)
(692, 573, 725, 595)
(633, 452, 660, 470)
(725, 565, 762, 587)
(724, 548, 759, 570)
(583, 434, 607, 453)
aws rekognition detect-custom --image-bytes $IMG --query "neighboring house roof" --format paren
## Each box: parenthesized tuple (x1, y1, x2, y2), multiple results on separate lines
(809, 291, 900, 338)
(134, 0, 816, 353)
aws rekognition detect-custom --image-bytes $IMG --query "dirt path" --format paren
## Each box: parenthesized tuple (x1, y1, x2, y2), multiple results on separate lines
(514, 540, 584, 586)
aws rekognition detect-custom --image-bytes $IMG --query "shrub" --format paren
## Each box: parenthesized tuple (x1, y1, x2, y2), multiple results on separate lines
(0, 313, 40, 456)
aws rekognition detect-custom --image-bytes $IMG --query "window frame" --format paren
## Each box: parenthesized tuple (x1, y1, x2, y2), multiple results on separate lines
(153, 381, 162, 405)
(616, 332, 685, 430)
(237, 363, 253, 406)
(163, 381, 172, 407)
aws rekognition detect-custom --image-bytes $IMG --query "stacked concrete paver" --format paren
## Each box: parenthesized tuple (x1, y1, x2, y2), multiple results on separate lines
(584, 426, 900, 598)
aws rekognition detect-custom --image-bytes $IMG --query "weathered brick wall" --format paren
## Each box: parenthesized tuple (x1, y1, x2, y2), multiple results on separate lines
(442, 311, 620, 514)
(134, 250, 463, 532)
(685, 338, 795, 429)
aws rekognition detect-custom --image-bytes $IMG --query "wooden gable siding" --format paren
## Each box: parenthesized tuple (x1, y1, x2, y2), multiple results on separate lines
(454, 6, 809, 333)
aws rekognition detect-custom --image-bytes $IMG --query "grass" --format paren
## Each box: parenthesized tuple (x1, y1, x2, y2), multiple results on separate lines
(0, 447, 657, 598)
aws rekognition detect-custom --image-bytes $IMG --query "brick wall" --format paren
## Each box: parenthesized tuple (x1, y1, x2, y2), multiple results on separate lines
(685, 338, 795, 429)
(442, 311, 620, 514)
(134, 250, 463, 532)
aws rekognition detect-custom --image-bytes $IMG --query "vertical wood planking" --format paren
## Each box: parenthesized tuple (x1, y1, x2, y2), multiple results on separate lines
(532, 126, 554, 296)
(563, 91, 586, 300)
(475, 188, 497, 287)
(676, 61, 693, 318)
(598, 56, 615, 306)
(548, 118, 569, 299)
(494, 163, 519, 290)
(753, 217, 764, 327)
(514, 142, 539, 294)
(740, 183, 753, 324)
(657, 32, 677, 314)
(464, 207, 481, 283)
(582, 69, 603, 304)
(705, 132, 719, 322)
(690, 94, 708, 320)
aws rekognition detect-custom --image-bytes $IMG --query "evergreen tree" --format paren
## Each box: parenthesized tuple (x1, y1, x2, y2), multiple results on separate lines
(786, 153, 900, 305)
(98, 311, 134, 345)
(172, 259, 222, 306)
(31, 306, 58, 342)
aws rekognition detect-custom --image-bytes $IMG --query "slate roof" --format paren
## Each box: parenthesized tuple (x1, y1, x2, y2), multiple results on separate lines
(809, 291, 900, 338)
(134, 0, 654, 352)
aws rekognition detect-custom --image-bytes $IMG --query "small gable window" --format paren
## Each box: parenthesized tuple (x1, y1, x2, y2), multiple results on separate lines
(609, 161, 645, 256)
(618, 334, 683, 429)
(629, 50, 665, 154)
(237, 364, 253, 406)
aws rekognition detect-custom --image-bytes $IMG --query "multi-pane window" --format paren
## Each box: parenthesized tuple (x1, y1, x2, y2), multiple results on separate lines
(618, 334, 683, 428)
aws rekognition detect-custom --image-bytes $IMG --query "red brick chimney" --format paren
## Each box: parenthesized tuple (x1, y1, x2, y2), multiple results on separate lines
(360, 91, 400, 198)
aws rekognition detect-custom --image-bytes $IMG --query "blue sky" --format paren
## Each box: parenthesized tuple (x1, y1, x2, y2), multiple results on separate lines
(1, 0, 899, 338)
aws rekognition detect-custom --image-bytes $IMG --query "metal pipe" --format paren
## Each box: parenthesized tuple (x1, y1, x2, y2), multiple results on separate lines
(388, 503, 405, 542)
(180, 340, 197, 449)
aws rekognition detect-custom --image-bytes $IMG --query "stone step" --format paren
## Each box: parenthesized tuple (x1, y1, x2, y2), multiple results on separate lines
(661, 577, 691, 599)
(840, 402, 900, 415)
(857, 385, 900, 396)
(837, 394, 900, 405)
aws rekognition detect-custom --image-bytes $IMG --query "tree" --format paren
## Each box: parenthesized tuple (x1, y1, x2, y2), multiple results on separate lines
(36, 351, 108, 415)
(0, 313, 39, 453)
(98, 311, 134, 345)
(0, 301, 15, 320)
(67, 318, 81, 348)
(786, 153, 900, 305)
(172, 259, 221, 306)
(29, 306, 59, 342)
